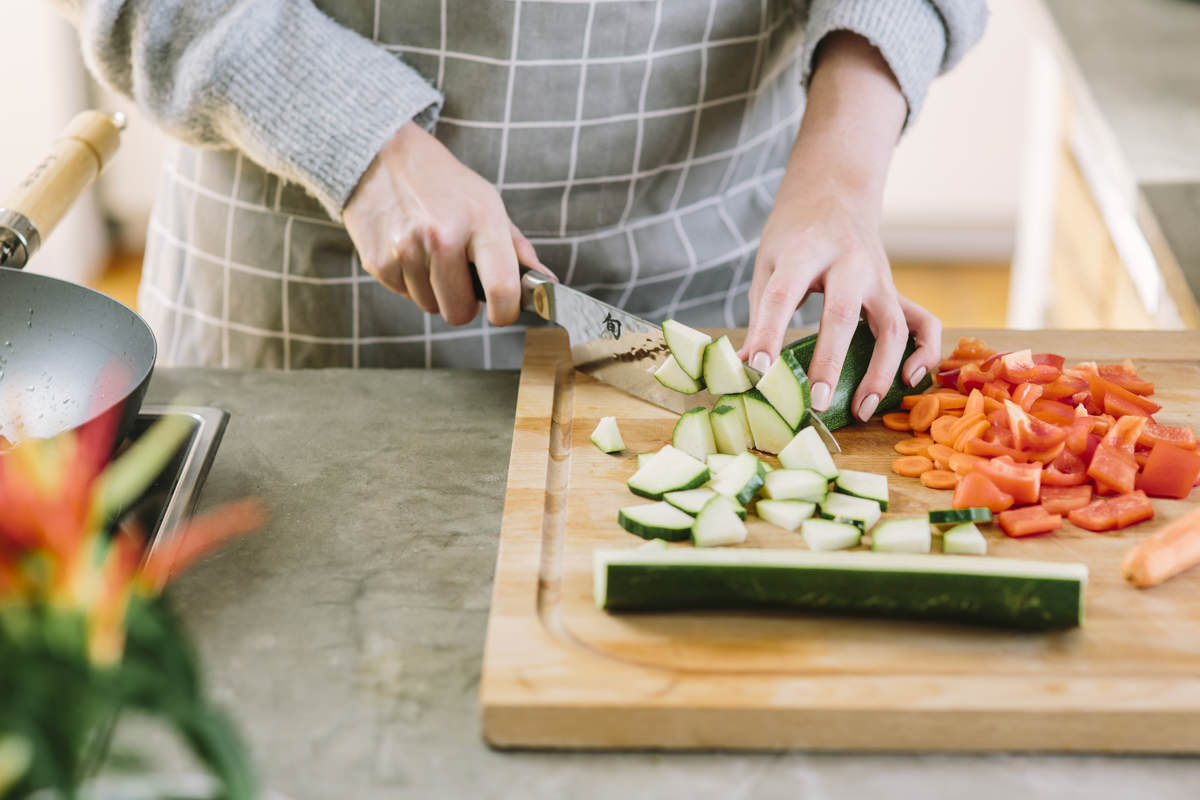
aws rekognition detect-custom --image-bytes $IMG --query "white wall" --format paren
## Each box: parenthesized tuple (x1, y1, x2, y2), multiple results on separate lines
(883, 0, 1031, 262)
(0, 6, 108, 281)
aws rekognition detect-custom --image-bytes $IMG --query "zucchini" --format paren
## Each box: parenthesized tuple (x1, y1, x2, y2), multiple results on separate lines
(742, 389, 794, 454)
(636, 451, 657, 469)
(754, 349, 810, 429)
(627, 444, 709, 499)
(818, 492, 882, 532)
(594, 549, 1088, 629)
(617, 502, 695, 541)
(707, 451, 765, 506)
(654, 354, 703, 394)
(705, 453, 736, 474)
(710, 395, 754, 455)
(781, 320, 933, 431)
(702, 336, 752, 395)
(834, 469, 889, 510)
(691, 496, 748, 548)
(943, 522, 988, 555)
(929, 508, 993, 526)
(870, 518, 932, 554)
(756, 499, 817, 531)
(778, 426, 838, 479)
(672, 407, 717, 461)
(801, 518, 862, 551)
(762, 469, 828, 503)
(590, 416, 625, 453)
(636, 538, 672, 552)
(662, 319, 712, 380)
(665, 488, 747, 520)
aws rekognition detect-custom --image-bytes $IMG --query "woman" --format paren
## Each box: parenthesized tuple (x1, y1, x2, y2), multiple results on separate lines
(55, 0, 985, 422)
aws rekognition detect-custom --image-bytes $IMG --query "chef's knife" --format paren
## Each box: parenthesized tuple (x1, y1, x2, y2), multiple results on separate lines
(476, 267, 840, 453)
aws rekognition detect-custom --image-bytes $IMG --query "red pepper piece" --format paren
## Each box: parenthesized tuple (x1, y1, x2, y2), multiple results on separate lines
(1040, 484, 1093, 514)
(1137, 442, 1200, 499)
(1137, 422, 1197, 451)
(953, 470, 1015, 513)
(997, 505, 1063, 538)
(1087, 443, 1138, 495)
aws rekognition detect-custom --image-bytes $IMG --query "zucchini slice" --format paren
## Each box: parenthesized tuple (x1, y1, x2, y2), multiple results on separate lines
(818, 492, 882, 532)
(654, 354, 703, 394)
(594, 548, 1088, 629)
(636, 451, 657, 469)
(710, 395, 755, 456)
(943, 522, 988, 555)
(617, 502, 696, 541)
(662, 319, 712, 381)
(707, 451, 765, 506)
(590, 416, 625, 453)
(743, 389, 795, 454)
(762, 469, 828, 503)
(702, 336, 753, 395)
(664, 487, 747, 520)
(929, 508, 993, 526)
(756, 499, 817, 531)
(627, 445, 710, 500)
(672, 407, 717, 461)
(691, 496, 748, 548)
(706, 453, 737, 474)
(778, 426, 838, 479)
(834, 469, 889, 510)
(801, 518, 862, 551)
(636, 538, 672, 552)
(754, 349, 810, 429)
(871, 517, 932, 553)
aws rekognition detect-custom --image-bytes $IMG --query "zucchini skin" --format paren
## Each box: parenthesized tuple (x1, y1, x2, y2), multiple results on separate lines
(601, 562, 1083, 629)
(783, 321, 932, 431)
(929, 508, 994, 525)
(617, 509, 693, 541)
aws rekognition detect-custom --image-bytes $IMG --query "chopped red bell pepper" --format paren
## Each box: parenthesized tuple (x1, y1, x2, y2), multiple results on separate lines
(1068, 498, 1119, 531)
(976, 455, 1042, 504)
(1012, 382, 1044, 411)
(1136, 442, 1200, 499)
(1103, 391, 1154, 419)
(1089, 375, 1161, 416)
(1004, 400, 1067, 452)
(1032, 353, 1066, 370)
(997, 505, 1063, 538)
(1101, 414, 1149, 453)
(1098, 360, 1154, 395)
(1109, 490, 1155, 528)
(1087, 443, 1138, 495)
(1043, 450, 1089, 486)
(1041, 374, 1089, 401)
(1040, 484, 1093, 514)
(952, 470, 1015, 513)
(1137, 422, 1197, 451)
(1030, 398, 1076, 426)
(1068, 491, 1154, 531)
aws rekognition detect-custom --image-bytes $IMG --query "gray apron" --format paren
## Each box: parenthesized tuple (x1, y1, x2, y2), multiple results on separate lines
(140, 0, 818, 369)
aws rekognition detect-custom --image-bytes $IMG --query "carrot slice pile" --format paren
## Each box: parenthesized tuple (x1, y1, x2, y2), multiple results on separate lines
(894, 437, 932, 456)
(881, 412, 911, 432)
(892, 455, 934, 477)
(920, 469, 958, 490)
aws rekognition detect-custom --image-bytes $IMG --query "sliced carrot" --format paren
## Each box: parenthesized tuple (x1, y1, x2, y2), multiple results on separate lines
(937, 393, 968, 411)
(982, 397, 1005, 414)
(894, 436, 933, 456)
(953, 418, 991, 453)
(908, 396, 940, 433)
(920, 469, 959, 490)
(948, 412, 986, 441)
(930, 415, 959, 445)
(892, 455, 934, 477)
(963, 389, 985, 418)
(926, 443, 957, 470)
(948, 452, 986, 475)
(901, 394, 922, 410)
(881, 412, 911, 432)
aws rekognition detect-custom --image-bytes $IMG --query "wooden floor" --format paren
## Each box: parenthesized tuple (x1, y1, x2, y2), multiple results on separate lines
(87, 254, 1011, 328)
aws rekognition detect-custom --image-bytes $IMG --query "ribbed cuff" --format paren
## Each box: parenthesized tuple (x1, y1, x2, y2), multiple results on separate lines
(217, 2, 443, 219)
(802, 0, 948, 131)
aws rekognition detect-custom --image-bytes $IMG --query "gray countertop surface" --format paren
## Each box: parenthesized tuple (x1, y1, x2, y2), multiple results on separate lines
(95, 368, 1200, 798)
(1043, 0, 1200, 297)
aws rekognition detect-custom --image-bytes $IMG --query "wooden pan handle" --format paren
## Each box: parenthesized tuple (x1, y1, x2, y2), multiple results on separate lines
(0, 110, 124, 267)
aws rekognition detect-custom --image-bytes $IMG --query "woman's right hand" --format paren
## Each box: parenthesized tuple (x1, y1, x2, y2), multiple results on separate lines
(343, 122, 554, 327)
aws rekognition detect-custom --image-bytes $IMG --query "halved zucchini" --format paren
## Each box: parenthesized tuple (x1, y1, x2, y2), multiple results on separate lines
(762, 469, 829, 503)
(672, 407, 717, 461)
(756, 499, 816, 531)
(871, 517, 932, 554)
(778, 426, 838, 479)
(691, 495, 748, 547)
(627, 445, 709, 500)
(835, 469, 889, 510)
(706, 453, 736, 474)
(710, 395, 755, 455)
(818, 492, 882, 531)
(707, 451, 765, 506)
(617, 502, 696, 541)
(655, 354, 703, 394)
(801, 518, 862, 551)
(943, 522, 988, 555)
(743, 389, 794, 454)
(754, 349, 810, 429)
(662, 319, 712, 380)
(702, 336, 752, 395)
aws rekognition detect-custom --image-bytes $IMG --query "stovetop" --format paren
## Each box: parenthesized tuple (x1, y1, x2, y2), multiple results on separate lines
(122, 405, 229, 551)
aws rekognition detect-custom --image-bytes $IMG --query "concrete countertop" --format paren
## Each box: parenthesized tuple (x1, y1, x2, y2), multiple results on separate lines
(95, 368, 1200, 798)
(1041, 0, 1200, 311)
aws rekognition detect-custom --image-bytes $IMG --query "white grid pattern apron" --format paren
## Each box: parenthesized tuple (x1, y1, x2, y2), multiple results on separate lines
(139, 0, 817, 369)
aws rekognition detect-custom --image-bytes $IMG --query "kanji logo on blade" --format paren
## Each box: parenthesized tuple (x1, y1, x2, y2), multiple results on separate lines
(602, 312, 622, 340)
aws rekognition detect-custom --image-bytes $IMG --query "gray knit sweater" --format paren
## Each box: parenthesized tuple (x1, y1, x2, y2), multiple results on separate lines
(52, 0, 987, 220)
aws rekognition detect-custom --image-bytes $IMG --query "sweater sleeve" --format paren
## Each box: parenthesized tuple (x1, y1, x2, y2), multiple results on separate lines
(802, 0, 989, 130)
(50, 0, 444, 219)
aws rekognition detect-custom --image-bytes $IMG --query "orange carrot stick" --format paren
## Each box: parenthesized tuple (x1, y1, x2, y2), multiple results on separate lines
(1122, 505, 1200, 588)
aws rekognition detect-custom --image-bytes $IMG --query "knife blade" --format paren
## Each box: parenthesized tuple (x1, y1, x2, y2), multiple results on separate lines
(516, 270, 841, 453)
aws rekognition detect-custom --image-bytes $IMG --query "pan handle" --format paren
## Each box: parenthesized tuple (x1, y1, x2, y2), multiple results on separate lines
(0, 110, 125, 269)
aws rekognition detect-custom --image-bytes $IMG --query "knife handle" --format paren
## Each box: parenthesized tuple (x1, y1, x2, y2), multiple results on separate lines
(470, 263, 554, 320)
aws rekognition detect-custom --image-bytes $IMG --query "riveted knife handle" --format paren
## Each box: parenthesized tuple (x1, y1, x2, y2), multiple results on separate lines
(470, 264, 555, 320)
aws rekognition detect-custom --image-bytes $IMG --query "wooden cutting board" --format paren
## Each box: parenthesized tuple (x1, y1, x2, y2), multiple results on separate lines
(480, 328, 1200, 752)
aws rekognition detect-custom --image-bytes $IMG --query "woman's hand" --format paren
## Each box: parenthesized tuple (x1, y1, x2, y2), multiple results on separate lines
(343, 122, 554, 327)
(738, 32, 942, 422)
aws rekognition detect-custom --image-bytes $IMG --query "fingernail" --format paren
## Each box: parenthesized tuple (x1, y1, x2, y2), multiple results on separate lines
(811, 381, 832, 412)
(750, 352, 771, 373)
(856, 393, 880, 422)
(908, 366, 927, 387)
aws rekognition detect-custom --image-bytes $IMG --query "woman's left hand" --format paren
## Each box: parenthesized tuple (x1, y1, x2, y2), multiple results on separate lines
(737, 31, 943, 423)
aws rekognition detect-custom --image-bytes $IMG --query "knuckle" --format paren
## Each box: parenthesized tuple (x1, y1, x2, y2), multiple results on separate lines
(488, 281, 520, 310)
(760, 284, 795, 312)
(810, 353, 843, 375)
(824, 301, 860, 327)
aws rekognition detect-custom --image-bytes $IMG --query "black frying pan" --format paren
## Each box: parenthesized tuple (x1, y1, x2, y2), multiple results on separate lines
(0, 111, 156, 445)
